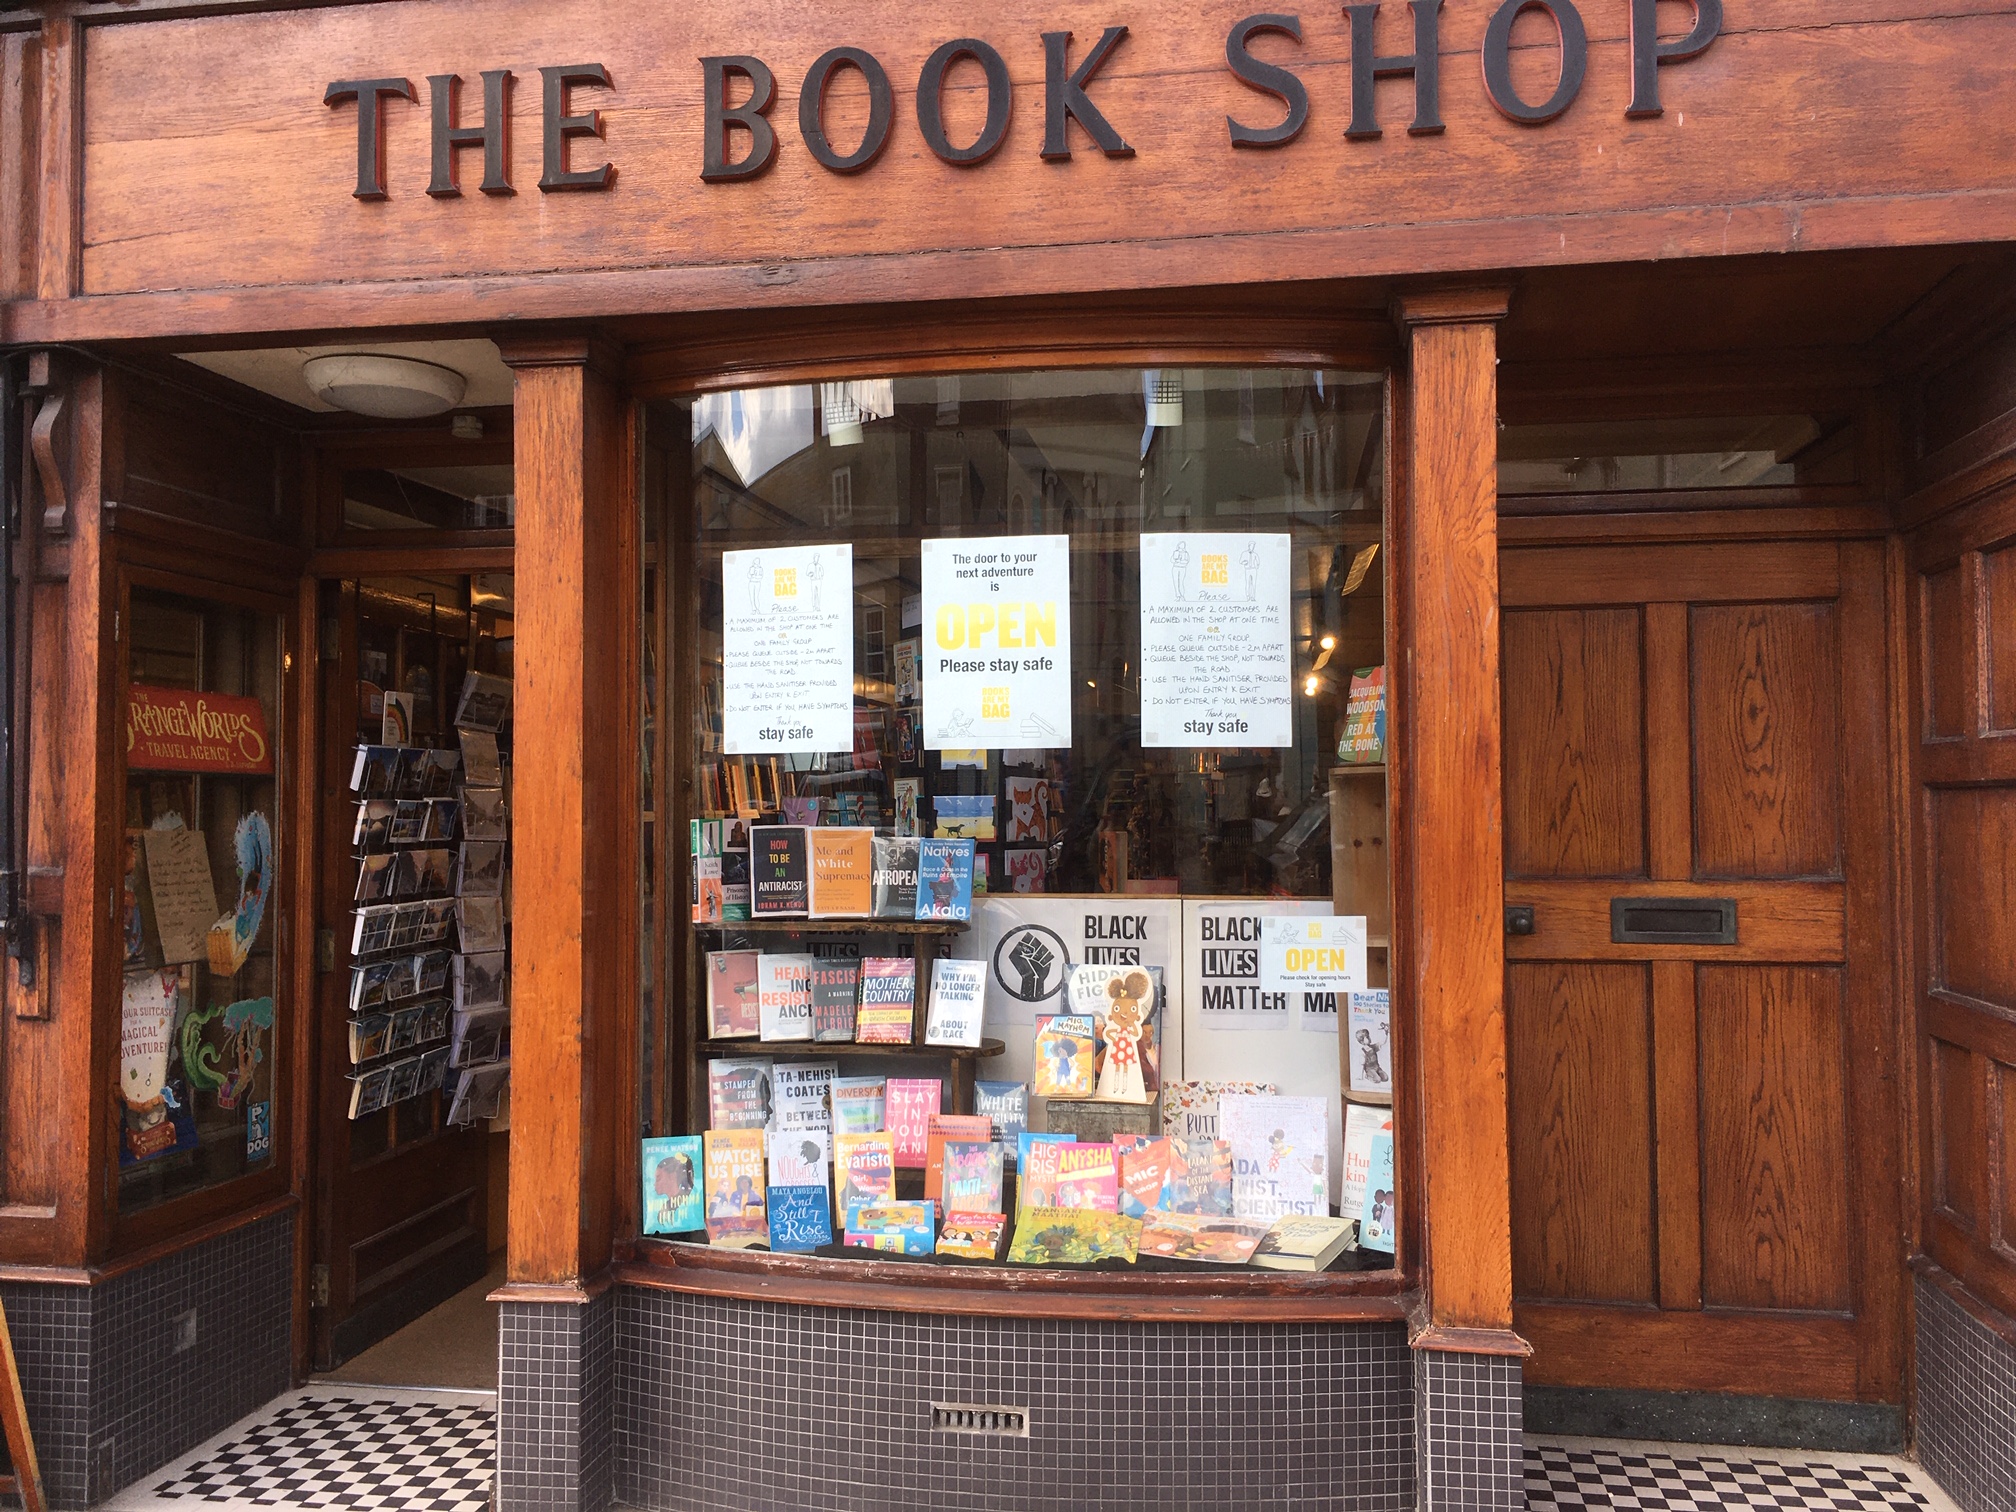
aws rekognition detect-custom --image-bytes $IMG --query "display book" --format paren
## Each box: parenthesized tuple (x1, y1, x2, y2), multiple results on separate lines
(345, 671, 513, 1125)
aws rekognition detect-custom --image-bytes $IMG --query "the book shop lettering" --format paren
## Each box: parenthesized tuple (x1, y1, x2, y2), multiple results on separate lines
(325, 0, 1722, 198)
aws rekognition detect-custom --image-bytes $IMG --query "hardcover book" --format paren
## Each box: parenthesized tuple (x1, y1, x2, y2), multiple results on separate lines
(757, 953, 816, 1042)
(1251, 1214, 1358, 1272)
(830, 1075, 886, 1134)
(923, 1114, 993, 1202)
(1346, 989, 1393, 1097)
(810, 958, 861, 1042)
(936, 1211, 1007, 1260)
(808, 827, 875, 917)
(1015, 1130, 1072, 1187)
(641, 1135, 704, 1235)
(1164, 1136, 1235, 1215)
(869, 836, 919, 919)
(1359, 1129, 1397, 1253)
(1113, 1134, 1172, 1218)
(855, 957, 916, 1044)
(705, 950, 761, 1039)
(833, 1130, 898, 1217)
(1052, 1141, 1120, 1212)
(1136, 1211, 1272, 1265)
(940, 1141, 1006, 1216)
(707, 1057, 773, 1131)
(1032, 1015, 1096, 1099)
(1065, 963, 1160, 1099)
(1006, 1207, 1141, 1265)
(765, 1185, 834, 1253)
(884, 1077, 942, 1168)
(1160, 1079, 1278, 1141)
(914, 838, 975, 920)
(843, 1201, 935, 1254)
(749, 825, 811, 916)
(975, 1080, 1030, 1153)
(1221, 1093, 1329, 1220)
(767, 1128, 831, 1190)
(924, 958, 987, 1048)
(772, 1060, 837, 1131)
(702, 1128, 768, 1247)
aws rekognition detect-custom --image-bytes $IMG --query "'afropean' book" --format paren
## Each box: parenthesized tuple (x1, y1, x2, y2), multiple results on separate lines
(870, 836, 920, 919)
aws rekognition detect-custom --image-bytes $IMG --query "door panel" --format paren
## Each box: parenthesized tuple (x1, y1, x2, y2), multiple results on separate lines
(1503, 538, 1901, 1402)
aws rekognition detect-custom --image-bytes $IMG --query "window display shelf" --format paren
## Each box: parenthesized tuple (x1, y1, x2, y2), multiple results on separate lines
(696, 1037, 1005, 1061)
(698, 918, 970, 937)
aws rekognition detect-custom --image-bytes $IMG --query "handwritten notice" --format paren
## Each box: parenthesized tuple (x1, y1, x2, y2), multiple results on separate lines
(1138, 533, 1293, 748)
(723, 543, 854, 754)
(120, 967, 178, 1105)
(141, 826, 221, 965)
(921, 535, 1072, 750)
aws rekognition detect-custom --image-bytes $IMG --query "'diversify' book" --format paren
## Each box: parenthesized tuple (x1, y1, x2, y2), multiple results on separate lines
(830, 1075, 885, 1134)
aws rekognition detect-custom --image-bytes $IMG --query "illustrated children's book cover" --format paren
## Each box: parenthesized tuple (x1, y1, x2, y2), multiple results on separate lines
(706, 1058, 773, 1131)
(844, 1201, 936, 1254)
(936, 1210, 1007, 1260)
(1359, 1129, 1397, 1253)
(830, 1075, 886, 1134)
(1220, 1093, 1329, 1220)
(810, 958, 861, 1042)
(702, 1129, 768, 1247)
(1014, 1131, 1072, 1199)
(1136, 1211, 1273, 1265)
(923, 1114, 992, 1202)
(766, 1185, 834, 1253)
(1164, 1135, 1235, 1215)
(757, 953, 816, 1042)
(884, 1077, 942, 1168)
(833, 1130, 898, 1218)
(767, 1127, 831, 1190)
(641, 1135, 703, 1235)
(1031, 1015, 1096, 1099)
(807, 827, 874, 918)
(1342, 1105, 1393, 1217)
(913, 837, 975, 921)
(705, 950, 761, 1039)
(855, 957, 916, 1044)
(1346, 989, 1393, 1098)
(1006, 1207, 1142, 1265)
(1113, 1134, 1172, 1218)
(1019, 1140, 1117, 1212)
(1159, 1079, 1278, 1141)
(941, 1141, 1006, 1216)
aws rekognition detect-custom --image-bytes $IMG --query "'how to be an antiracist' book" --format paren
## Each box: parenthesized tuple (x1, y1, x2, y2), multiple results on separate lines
(749, 825, 810, 916)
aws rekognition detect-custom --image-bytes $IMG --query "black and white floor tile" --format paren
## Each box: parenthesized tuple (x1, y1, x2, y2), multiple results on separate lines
(108, 1388, 494, 1512)
(1527, 1440, 1941, 1512)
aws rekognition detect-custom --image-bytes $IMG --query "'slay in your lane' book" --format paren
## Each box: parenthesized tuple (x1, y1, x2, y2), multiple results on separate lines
(884, 1076, 941, 1168)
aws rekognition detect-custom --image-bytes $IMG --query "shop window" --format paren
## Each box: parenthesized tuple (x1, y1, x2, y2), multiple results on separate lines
(342, 464, 516, 531)
(1497, 414, 1857, 494)
(644, 368, 1399, 1276)
(118, 586, 285, 1214)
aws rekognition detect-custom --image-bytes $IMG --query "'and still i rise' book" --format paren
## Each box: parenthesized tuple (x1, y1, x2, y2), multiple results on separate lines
(749, 825, 810, 916)
(855, 958, 916, 1044)
(766, 1185, 834, 1253)
(810, 958, 860, 1042)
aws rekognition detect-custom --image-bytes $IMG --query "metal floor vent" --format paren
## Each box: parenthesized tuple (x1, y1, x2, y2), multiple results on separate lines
(930, 1402, 1030, 1437)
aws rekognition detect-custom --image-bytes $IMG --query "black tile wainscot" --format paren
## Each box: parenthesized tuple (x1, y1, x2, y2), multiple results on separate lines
(607, 1285, 1418, 1512)
(1914, 1269, 2016, 1512)
(0, 1208, 294, 1508)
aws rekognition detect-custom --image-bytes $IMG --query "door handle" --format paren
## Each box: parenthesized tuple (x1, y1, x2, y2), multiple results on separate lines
(1609, 897, 1737, 945)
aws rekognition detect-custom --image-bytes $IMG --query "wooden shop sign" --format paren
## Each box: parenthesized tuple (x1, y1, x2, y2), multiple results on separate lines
(326, 0, 1720, 198)
(127, 686, 274, 775)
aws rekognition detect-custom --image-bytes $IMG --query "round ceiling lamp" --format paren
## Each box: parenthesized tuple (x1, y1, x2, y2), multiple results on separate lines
(302, 353, 469, 419)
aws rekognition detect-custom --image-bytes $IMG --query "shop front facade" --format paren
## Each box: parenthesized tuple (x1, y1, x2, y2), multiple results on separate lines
(0, 1, 2014, 1509)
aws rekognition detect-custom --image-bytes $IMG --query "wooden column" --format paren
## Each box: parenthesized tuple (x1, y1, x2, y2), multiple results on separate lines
(1395, 289, 1520, 1349)
(499, 335, 638, 1290)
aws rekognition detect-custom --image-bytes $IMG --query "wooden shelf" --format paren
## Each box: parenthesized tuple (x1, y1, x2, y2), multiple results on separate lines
(700, 917, 970, 936)
(1330, 763, 1387, 776)
(698, 1038, 1005, 1061)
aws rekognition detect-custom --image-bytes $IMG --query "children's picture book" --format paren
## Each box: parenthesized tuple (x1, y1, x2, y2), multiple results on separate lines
(884, 1077, 941, 1168)
(707, 1057, 773, 1130)
(1066, 963, 1160, 1100)
(808, 827, 874, 917)
(932, 794, 996, 841)
(1052, 1141, 1120, 1211)
(830, 1075, 886, 1134)
(1004, 847, 1047, 892)
(940, 1140, 1006, 1215)
(768, 1128, 832, 1191)
(1250, 1214, 1359, 1272)
(1007, 1207, 1141, 1265)
(750, 825, 811, 916)
(1032, 1015, 1096, 1099)
(1164, 1136, 1235, 1215)
(855, 957, 916, 1044)
(924, 957, 987, 1047)
(702, 1129, 768, 1247)
(1347, 989, 1393, 1097)
(923, 1114, 993, 1202)
(1221, 1093, 1329, 1220)
(844, 1201, 935, 1254)
(937, 1211, 1007, 1260)
(1342, 1105, 1393, 1218)
(1338, 664, 1387, 763)
(1015, 1130, 1072, 1189)
(914, 838, 975, 920)
(706, 950, 762, 1039)
(757, 952, 816, 1042)
(870, 836, 920, 918)
(641, 1135, 704, 1235)
(1160, 1079, 1278, 1141)
(892, 778, 920, 838)
(1359, 1129, 1397, 1253)
(1113, 1134, 1172, 1218)
(810, 958, 860, 1042)
(1136, 1211, 1273, 1265)
(766, 1185, 834, 1253)
(975, 1080, 1030, 1154)
(833, 1130, 898, 1217)
(772, 1060, 836, 1131)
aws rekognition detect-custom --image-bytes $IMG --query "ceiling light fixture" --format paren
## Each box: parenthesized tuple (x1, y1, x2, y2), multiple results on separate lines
(303, 353, 469, 419)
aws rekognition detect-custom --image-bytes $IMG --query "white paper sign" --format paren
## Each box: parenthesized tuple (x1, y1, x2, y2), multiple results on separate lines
(1260, 915, 1369, 995)
(921, 535, 1071, 749)
(1187, 898, 1331, 1029)
(723, 544, 853, 754)
(1138, 533, 1294, 747)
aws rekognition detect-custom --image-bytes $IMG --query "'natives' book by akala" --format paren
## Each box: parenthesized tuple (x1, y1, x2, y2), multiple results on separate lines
(913, 837, 975, 921)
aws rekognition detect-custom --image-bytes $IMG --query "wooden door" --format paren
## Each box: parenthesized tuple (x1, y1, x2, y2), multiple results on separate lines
(1499, 539, 1905, 1403)
(310, 578, 493, 1370)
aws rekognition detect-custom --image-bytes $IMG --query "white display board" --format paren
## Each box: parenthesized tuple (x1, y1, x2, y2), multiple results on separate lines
(920, 535, 1072, 749)
(722, 543, 854, 754)
(1138, 532, 1293, 748)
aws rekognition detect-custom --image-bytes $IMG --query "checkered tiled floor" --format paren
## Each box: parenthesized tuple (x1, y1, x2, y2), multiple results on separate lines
(138, 1392, 493, 1512)
(1528, 1442, 1935, 1512)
